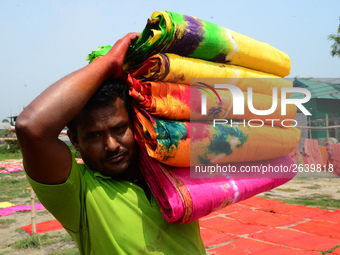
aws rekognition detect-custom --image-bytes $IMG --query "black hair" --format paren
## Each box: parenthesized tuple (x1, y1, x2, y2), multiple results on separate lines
(67, 78, 132, 134)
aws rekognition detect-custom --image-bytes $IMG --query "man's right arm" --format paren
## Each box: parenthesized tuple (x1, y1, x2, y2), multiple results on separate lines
(15, 33, 139, 185)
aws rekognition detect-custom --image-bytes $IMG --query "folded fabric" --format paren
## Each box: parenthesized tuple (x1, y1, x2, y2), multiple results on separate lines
(130, 80, 297, 125)
(121, 11, 291, 77)
(302, 138, 324, 166)
(133, 108, 301, 167)
(326, 142, 340, 175)
(138, 148, 296, 224)
(130, 53, 292, 96)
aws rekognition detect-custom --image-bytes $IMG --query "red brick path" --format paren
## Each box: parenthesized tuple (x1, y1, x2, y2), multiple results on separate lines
(200, 197, 340, 255)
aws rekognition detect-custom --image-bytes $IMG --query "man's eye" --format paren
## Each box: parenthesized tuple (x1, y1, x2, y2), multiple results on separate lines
(88, 132, 101, 138)
(113, 125, 127, 133)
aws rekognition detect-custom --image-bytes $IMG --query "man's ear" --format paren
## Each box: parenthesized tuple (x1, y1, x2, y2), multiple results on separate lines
(67, 130, 80, 151)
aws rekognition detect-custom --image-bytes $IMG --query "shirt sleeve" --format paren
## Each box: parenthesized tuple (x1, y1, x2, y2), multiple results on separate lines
(25, 155, 85, 232)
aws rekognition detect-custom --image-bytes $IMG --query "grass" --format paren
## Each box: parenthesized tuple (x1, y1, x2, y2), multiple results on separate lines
(274, 188, 299, 192)
(0, 172, 30, 201)
(49, 248, 80, 255)
(9, 232, 76, 250)
(303, 184, 322, 190)
(0, 219, 16, 229)
(319, 244, 340, 255)
(0, 152, 22, 161)
(260, 193, 340, 210)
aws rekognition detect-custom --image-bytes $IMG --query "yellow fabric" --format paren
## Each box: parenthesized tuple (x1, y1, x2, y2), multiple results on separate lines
(0, 202, 15, 208)
(132, 53, 292, 96)
(133, 108, 301, 167)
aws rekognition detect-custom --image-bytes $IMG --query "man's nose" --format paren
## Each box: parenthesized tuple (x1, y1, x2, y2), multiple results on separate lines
(105, 136, 120, 152)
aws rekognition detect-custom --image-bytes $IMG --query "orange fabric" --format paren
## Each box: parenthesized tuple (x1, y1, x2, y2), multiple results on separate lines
(302, 139, 324, 166)
(318, 145, 328, 166)
(129, 81, 297, 125)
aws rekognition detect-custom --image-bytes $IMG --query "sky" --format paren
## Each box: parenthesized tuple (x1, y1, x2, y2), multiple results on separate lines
(1, 0, 339, 122)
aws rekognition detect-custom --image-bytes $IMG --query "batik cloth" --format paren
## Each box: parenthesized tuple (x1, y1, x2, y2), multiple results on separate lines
(129, 79, 297, 125)
(87, 11, 290, 77)
(133, 107, 301, 167)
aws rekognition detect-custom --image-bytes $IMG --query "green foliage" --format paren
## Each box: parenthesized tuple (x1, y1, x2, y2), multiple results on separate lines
(68, 145, 81, 158)
(12, 235, 42, 249)
(328, 17, 340, 57)
(1, 119, 9, 123)
(0, 172, 31, 201)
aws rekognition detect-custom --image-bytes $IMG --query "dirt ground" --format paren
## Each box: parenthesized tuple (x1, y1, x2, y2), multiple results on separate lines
(1, 173, 340, 254)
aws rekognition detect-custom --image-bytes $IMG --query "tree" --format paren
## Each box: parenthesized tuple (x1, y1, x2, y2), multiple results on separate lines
(328, 17, 340, 57)
(2, 119, 9, 123)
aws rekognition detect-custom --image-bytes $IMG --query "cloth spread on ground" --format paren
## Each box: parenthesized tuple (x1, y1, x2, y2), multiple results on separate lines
(139, 148, 295, 224)
(20, 219, 63, 235)
(25, 155, 206, 254)
(133, 107, 301, 167)
(0, 203, 45, 217)
(0, 159, 23, 173)
(0, 202, 15, 209)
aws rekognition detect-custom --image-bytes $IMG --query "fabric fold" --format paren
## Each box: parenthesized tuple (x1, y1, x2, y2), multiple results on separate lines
(123, 11, 291, 77)
(133, 107, 301, 167)
(131, 53, 293, 96)
(129, 80, 297, 125)
(138, 148, 296, 224)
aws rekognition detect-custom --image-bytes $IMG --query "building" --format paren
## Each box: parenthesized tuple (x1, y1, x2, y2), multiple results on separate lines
(291, 78, 340, 144)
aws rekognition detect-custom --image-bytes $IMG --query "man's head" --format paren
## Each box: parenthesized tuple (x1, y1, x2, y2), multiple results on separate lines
(67, 78, 138, 178)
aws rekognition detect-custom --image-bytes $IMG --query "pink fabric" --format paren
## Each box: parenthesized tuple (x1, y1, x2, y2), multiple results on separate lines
(139, 148, 296, 224)
(289, 145, 300, 163)
(0, 159, 23, 173)
(302, 138, 324, 166)
(0, 203, 45, 217)
(326, 142, 340, 175)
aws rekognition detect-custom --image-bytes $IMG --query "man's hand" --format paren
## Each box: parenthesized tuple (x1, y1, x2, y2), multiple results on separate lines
(15, 32, 139, 185)
(104, 32, 140, 80)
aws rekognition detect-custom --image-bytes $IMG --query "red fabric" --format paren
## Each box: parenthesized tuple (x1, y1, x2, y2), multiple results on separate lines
(20, 219, 63, 235)
(326, 142, 340, 175)
(289, 145, 300, 163)
(302, 138, 324, 166)
(250, 228, 340, 251)
(318, 145, 328, 166)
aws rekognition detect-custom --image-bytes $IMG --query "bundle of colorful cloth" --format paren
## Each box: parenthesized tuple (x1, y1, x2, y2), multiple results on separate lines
(88, 11, 300, 223)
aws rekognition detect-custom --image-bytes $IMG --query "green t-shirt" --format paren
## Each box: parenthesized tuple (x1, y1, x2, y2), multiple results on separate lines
(26, 156, 206, 255)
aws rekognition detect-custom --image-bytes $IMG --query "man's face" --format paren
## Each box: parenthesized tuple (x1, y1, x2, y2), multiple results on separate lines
(68, 98, 138, 178)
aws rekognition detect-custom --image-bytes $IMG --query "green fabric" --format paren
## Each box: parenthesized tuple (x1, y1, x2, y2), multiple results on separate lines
(25, 155, 206, 255)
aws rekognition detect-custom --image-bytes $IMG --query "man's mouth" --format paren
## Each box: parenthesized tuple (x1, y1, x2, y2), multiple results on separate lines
(103, 152, 127, 164)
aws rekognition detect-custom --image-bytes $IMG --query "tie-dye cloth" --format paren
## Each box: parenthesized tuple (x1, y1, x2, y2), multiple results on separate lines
(130, 53, 293, 95)
(129, 79, 297, 125)
(302, 138, 324, 166)
(87, 11, 290, 77)
(326, 142, 340, 175)
(133, 108, 300, 167)
(138, 148, 295, 224)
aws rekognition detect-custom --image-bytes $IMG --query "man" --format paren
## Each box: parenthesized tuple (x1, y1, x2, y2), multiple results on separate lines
(15, 33, 206, 254)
